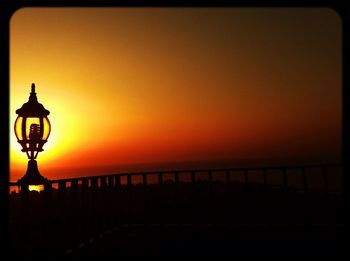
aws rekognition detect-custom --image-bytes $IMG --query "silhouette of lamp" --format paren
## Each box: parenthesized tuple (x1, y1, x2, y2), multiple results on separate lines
(14, 83, 51, 186)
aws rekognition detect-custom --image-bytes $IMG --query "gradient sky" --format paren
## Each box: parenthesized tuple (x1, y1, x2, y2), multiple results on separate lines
(10, 8, 342, 181)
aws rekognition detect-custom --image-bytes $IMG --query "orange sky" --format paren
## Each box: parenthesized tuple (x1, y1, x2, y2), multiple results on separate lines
(10, 8, 342, 181)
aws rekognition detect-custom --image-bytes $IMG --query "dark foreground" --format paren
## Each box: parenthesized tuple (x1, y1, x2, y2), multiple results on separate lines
(67, 223, 344, 258)
(11, 223, 344, 259)
(9, 165, 343, 258)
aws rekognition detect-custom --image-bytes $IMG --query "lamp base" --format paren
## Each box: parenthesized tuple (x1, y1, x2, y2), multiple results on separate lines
(18, 159, 48, 185)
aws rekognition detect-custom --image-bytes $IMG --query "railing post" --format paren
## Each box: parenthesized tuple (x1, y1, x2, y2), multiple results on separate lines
(208, 170, 213, 191)
(191, 171, 196, 187)
(90, 177, 98, 231)
(158, 173, 163, 226)
(244, 170, 249, 190)
(174, 171, 179, 202)
(302, 167, 308, 193)
(71, 179, 78, 194)
(127, 175, 133, 225)
(115, 175, 121, 188)
(282, 168, 287, 190)
(108, 176, 114, 188)
(226, 170, 230, 184)
(100, 176, 109, 227)
(243, 169, 249, 223)
(127, 175, 132, 188)
(44, 182, 52, 208)
(142, 174, 148, 225)
(113, 175, 121, 226)
(100, 176, 107, 189)
(81, 178, 88, 192)
(70, 180, 79, 236)
(191, 171, 197, 225)
(58, 181, 66, 197)
(91, 177, 98, 189)
(322, 166, 328, 194)
(58, 180, 67, 240)
(281, 168, 290, 222)
(208, 170, 213, 225)
(263, 168, 268, 187)
(80, 178, 89, 233)
(174, 172, 179, 187)
(44, 181, 52, 195)
(43, 181, 52, 249)
(20, 183, 29, 194)
(58, 181, 67, 211)
(174, 172, 180, 225)
(142, 174, 147, 188)
(19, 183, 29, 251)
(158, 172, 163, 185)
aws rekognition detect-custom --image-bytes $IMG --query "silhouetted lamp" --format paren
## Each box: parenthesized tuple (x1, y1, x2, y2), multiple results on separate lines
(14, 83, 51, 186)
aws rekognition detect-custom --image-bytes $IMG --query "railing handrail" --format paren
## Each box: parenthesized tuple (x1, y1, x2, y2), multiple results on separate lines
(9, 163, 341, 186)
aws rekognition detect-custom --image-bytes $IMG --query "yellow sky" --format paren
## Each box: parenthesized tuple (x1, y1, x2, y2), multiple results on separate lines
(10, 8, 342, 181)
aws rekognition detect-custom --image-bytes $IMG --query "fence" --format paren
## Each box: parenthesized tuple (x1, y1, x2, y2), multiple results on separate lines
(9, 164, 342, 255)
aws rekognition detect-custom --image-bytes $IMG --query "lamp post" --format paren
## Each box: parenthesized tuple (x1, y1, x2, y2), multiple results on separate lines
(14, 83, 51, 187)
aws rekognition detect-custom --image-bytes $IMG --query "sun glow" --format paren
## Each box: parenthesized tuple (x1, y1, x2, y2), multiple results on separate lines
(10, 8, 341, 182)
(10, 83, 82, 167)
(10, 79, 126, 182)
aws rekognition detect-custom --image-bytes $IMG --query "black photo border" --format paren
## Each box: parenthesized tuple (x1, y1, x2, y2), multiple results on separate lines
(0, 0, 348, 257)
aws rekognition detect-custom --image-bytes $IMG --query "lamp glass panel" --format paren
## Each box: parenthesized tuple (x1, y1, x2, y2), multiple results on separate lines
(42, 117, 51, 140)
(14, 116, 23, 140)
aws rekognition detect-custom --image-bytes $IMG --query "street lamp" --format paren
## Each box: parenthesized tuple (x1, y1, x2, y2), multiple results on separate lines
(14, 83, 51, 186)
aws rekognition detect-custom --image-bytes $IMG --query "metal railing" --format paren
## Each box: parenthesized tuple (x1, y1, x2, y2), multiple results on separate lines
(9, 164, 343, 255)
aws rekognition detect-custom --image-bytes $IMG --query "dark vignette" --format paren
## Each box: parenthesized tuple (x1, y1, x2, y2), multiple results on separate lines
(0, 0, 347, 258)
